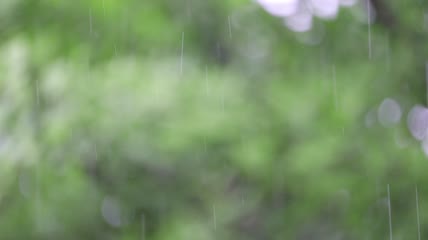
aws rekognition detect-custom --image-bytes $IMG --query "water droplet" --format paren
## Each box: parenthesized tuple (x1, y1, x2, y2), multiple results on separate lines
(180, 32, 184, 75)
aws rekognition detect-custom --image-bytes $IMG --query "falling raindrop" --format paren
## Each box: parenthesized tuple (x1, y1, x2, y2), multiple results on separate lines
(221, 82, 225, 114)
(228, 16, 233, 38)
(212, 204, 217, 230)
(385, 34, 391, 71)
(205, 65, 209, 96)
(141, 214, 146, 240)
(102, 0, 106, 17)
(35, 79, 40, 106)
(89, 8, 93, 35)
(180, 32, 184, 75)
(367, 0, 372, 59)
(424, 12, 428, 31)
(416, 186, 421, 240)
(332, 64, 338, 111)
(387, 184, 392, 240)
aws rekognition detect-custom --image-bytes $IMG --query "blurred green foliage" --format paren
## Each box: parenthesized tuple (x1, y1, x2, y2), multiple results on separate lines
(0, 0, 428, 239)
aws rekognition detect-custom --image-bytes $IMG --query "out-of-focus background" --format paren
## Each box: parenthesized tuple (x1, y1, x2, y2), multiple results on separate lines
(1, 0, 428, 239)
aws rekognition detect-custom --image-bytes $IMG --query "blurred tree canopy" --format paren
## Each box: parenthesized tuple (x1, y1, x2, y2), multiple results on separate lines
(1, 0, 428, 239)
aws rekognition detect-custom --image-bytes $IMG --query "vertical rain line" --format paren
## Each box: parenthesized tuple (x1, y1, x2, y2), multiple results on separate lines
(416, 185, 421, 240)
(141, 214, 146, 240)
(89, 8, 93, 35)
(102, 0, 106, 17)
(385, 34, 390, 71)
(180, 32, 184, 75)
(228, 16, 233, 38)
(205, 65, 209, 96)
(387, 184, 393, 240)
(367, 0, 372, 59)
(35, 79, 40, 106)
(332, 64, 338, 111)
(213, 204, 217, 230)
(221, 81, 225, 114)
(30, 65, 43, 233)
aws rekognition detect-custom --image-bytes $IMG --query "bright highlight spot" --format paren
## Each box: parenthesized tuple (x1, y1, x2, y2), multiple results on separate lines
(309, 0, 339, 19)
(258, 0, 299, 17)
(257, 0, 358, 31)
(408, 105, 428, 141)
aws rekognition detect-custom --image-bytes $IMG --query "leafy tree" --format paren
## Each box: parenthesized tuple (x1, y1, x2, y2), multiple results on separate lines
(0, 0, 427, 239)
